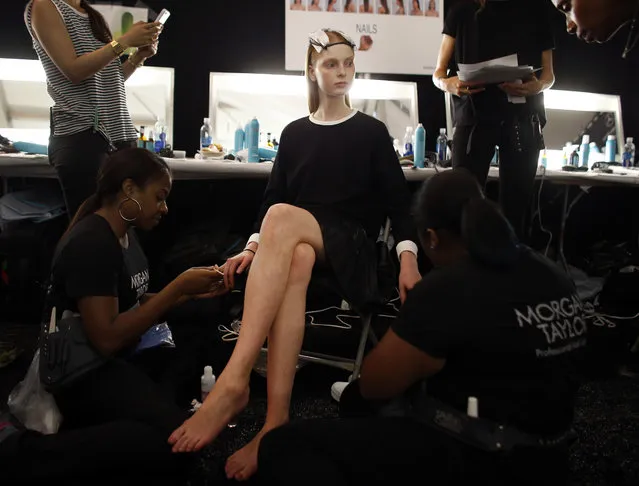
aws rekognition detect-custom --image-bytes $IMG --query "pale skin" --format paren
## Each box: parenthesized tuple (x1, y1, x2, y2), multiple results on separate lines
(75, 173, 227, 356)
(432, 34, 555, 98)
(31, 0, 162, 85)
(168, 40, 422, 481)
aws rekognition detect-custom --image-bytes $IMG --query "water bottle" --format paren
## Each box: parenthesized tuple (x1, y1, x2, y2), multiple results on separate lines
(201, 366, 215, 402)
(402, 126, 413, 157)
(570, 148, 580, 167)
(200, 118, 213, 152)
(154, 118, 166, 153)
(234, 125, 245, 154)
(605, 135, 617, 163)
(579, 134, 590, 168)
(413, 124, 426, 168)
(247, 117, 260, 163)
(623, 137, 636, 167)
(436, 128, 448, 163)
(491, 145, 500, 166)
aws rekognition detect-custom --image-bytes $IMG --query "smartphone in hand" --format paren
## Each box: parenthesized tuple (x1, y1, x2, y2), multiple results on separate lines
(155, 9, 171, 25)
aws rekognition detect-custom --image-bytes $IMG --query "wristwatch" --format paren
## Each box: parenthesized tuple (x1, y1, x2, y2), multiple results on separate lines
(110, 40, 126, 57)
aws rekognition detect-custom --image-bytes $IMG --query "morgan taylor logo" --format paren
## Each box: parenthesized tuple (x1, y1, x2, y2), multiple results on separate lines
(514, 294, 587, 358)
(131, 269, 149, 299)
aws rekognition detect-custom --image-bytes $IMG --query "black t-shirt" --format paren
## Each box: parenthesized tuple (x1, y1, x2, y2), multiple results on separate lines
(392, 247, 586, 436)
(255, 111, 417, 244)
(51, 214, 149, 315)
(443, 0, 555, 126)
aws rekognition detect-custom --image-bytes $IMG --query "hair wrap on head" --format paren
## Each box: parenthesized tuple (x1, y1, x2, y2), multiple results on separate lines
(308, 28, 357, 53)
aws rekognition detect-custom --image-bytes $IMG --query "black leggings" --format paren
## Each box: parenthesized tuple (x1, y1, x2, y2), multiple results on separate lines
(258, 381, 570, 486)
(452, 118, 543, 239)
(48, 129, 135, 219)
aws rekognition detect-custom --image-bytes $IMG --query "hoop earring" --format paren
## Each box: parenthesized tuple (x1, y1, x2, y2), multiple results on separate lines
(118, 197, 142, 222)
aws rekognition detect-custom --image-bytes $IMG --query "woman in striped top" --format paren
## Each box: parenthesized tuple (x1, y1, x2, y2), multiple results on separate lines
(25, 0, 162, 217)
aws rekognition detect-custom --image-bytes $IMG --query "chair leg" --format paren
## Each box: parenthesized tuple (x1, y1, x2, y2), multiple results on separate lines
(351, 313, 372, 381)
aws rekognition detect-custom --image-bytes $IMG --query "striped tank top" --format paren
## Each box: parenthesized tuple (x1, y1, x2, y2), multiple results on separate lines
(24, 0, 137, 146)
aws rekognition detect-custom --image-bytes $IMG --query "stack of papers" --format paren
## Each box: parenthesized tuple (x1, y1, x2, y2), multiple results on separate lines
(458, 54, 536, 104)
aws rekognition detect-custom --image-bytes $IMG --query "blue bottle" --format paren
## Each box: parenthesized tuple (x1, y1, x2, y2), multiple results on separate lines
(234, 125, 245, 154)
(579, 135, 590, 168)
(244, 122, 250, 149)
(247, 117, 260, 163)
(413, 124, 426, 168)
(605, 135, 617, 163)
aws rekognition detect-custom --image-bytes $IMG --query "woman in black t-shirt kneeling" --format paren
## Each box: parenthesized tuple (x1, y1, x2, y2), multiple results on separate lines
(257, 168, 587, 486)
(2, 149, 226, 485)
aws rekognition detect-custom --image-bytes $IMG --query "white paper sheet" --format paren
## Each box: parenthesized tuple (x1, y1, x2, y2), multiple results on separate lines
(458, 54, 528, 104)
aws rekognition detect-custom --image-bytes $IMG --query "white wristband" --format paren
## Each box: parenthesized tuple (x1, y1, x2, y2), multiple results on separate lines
(396, 240, 418, 260)
(247, 233, 260, 246)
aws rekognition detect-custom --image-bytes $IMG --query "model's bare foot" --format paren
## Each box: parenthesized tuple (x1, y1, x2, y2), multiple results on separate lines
(225, 421, 285, 481)
(169, 380, 249, 453)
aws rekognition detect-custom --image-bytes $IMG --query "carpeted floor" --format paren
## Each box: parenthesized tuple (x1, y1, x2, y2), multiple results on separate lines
(1, 321, 638, 486)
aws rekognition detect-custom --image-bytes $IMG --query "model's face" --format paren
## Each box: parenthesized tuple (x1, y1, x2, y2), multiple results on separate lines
(554, 0, 633, 43)
(310, 44, 355, 98)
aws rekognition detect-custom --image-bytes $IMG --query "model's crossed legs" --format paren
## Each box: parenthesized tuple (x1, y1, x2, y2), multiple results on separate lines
(168, 204, 325, 481)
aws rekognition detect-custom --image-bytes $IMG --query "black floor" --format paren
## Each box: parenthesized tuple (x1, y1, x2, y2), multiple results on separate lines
(1, 321, 639, 486)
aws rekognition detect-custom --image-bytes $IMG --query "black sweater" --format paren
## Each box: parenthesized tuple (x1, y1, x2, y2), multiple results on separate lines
(253, 111, 417, 244)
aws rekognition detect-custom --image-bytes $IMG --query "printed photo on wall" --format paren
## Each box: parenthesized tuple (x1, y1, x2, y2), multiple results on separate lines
(327, 0, 341, 11)
(378, 0, 390, 14)
(425, 0, 439, 17)
(410, 0, 423, 16)
(290, 0, 307, 11)
(308, 0, 325, 11)
(344, 0, 357, 12)
(393, 0, 406, 15)
(359, 0, 374, 13)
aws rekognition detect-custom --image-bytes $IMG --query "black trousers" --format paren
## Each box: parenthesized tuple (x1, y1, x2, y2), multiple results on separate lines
(48, 129, 135, 219)
(258, 380, 570, 486)
(452, 117, 543, 239)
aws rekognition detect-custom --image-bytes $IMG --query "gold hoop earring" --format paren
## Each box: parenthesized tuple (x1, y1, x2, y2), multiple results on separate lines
(118, 197, 142, 222)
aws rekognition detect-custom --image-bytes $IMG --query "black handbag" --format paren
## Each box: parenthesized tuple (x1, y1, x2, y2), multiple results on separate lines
(38, 235, 107, 393)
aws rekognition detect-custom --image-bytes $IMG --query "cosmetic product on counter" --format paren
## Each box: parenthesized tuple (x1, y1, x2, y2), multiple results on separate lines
(200, 118, 213, 152)
(413, 123, 426, 168)
(402, 126, 413, 157)
(154, 119, 167, 153)
(137, 126, 146, 149)
(145, 130, 155, 152)
(248, 117, 260, 163)
(244, 121, 250, 149)
(234, 125, 245, 154)
(570, 147, 579, 167)
(579, 135, 590, 168)
(623, 137, 635, 167)
(605, 135, 617, 163)
(436, 128, 448, 164)
(540, 149, 547, 168)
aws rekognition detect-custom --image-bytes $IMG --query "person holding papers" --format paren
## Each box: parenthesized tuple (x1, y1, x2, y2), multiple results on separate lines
(432, 0, 556, 240)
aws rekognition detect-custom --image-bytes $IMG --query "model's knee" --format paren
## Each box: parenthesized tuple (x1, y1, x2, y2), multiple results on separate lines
(289, 243, 315, 285)
(261, 204, 308, 241)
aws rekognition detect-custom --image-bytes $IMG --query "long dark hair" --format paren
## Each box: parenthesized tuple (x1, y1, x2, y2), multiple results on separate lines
(415, 168, 520, 268)
(80, 0, 112, 44)
(66, 148, 170, 235)
(380, 0, 389, 12)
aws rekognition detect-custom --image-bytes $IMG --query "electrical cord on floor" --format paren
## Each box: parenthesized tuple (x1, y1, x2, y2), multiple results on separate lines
(535, 165, 554, 257)
(218, 288, 404, 340)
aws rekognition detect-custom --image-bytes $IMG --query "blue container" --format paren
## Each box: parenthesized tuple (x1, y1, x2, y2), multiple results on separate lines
(413, 124, 426, 168)
(234, 126, 245, 154)
(605, 135, 617, 163)
(247, 117, 260, 163)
